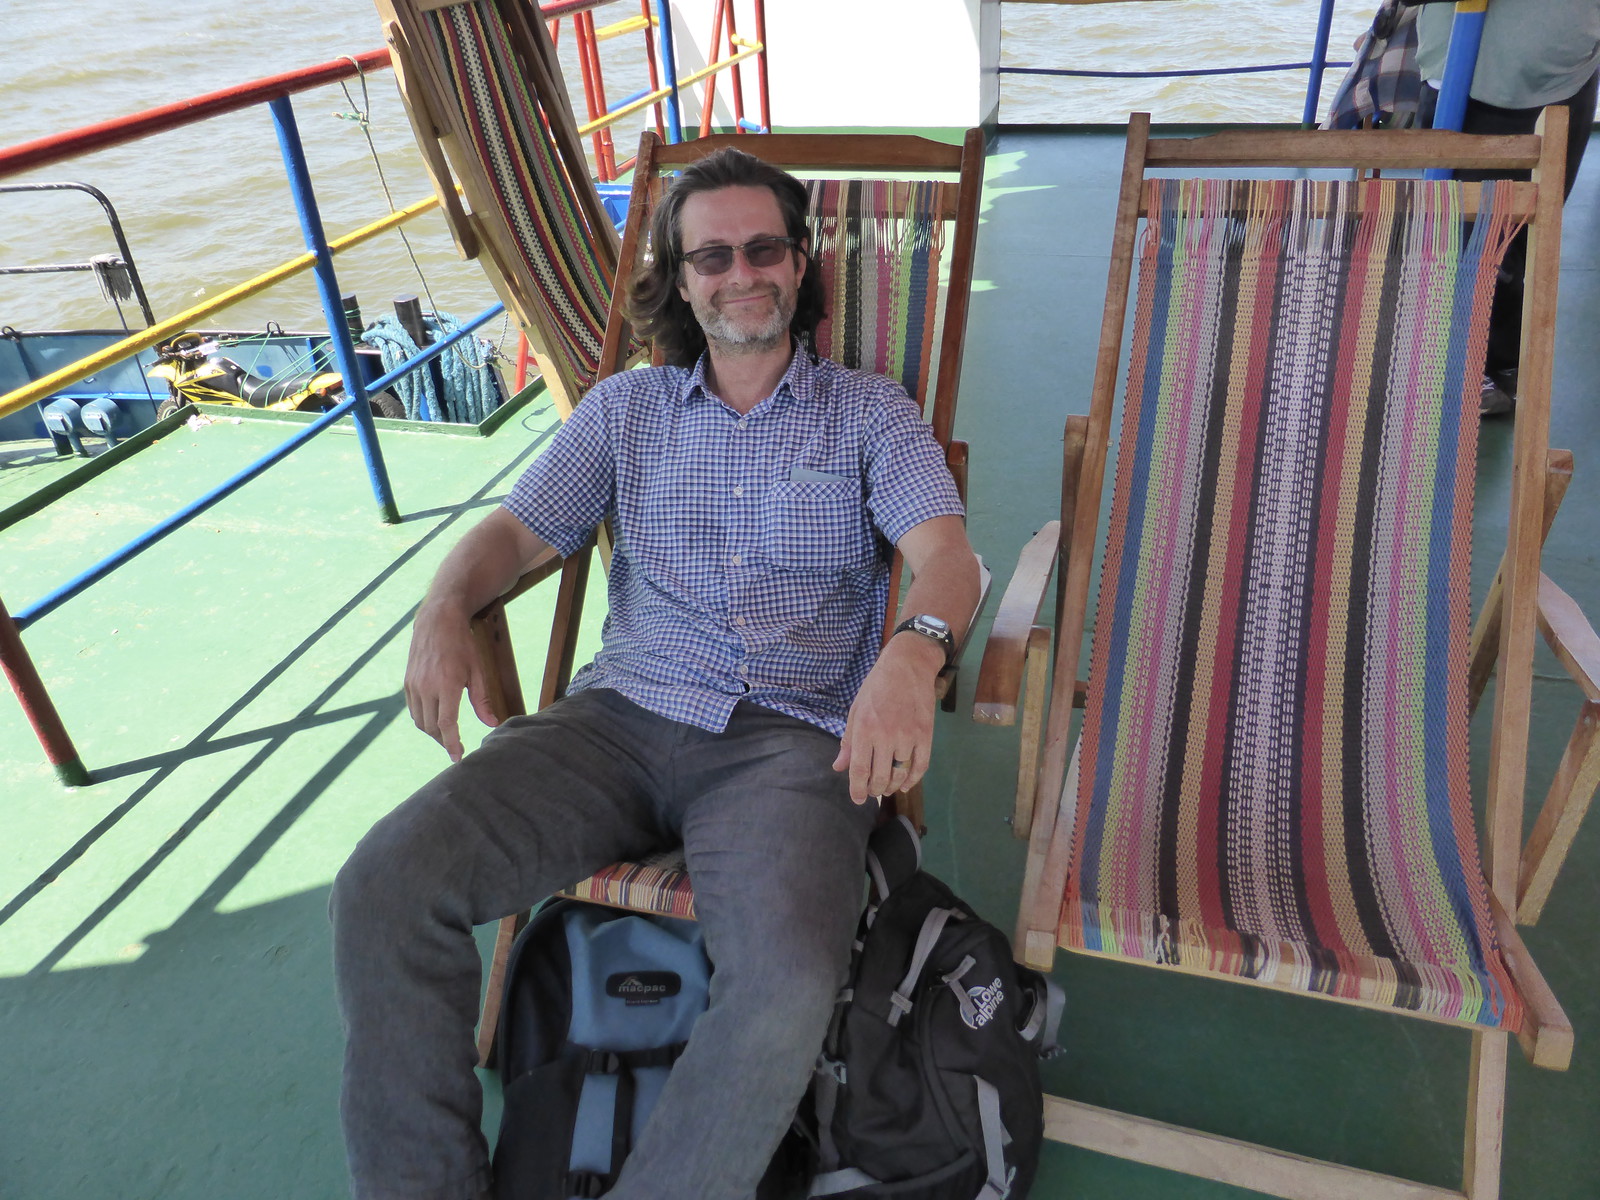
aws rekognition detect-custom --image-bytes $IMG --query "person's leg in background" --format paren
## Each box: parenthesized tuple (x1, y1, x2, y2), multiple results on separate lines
(1420, 71, 1598, 413)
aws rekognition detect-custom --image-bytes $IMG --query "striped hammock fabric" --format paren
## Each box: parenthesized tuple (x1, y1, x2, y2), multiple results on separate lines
(567, 847, 696, 919)
(806, 179, 946, 408)
(425, 0, 613, 392)
(1068, 177, 1526, 1027)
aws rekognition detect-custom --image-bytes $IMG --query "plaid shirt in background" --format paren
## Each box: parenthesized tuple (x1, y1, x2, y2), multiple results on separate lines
(503, 349, 964, 736)
(1324, 1, 1423, 130)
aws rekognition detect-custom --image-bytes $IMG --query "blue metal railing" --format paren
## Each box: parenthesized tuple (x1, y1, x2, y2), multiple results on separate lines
(10, 303, 502, 633)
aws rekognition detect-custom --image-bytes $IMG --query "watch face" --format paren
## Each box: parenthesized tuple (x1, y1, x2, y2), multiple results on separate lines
(915, 614, 950, 636)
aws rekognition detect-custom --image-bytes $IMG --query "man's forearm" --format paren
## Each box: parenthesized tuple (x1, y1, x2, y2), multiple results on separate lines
(421, 507, 554, 621)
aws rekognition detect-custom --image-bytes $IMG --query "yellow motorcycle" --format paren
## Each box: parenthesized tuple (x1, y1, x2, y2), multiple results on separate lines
(148, 334, 404, 420)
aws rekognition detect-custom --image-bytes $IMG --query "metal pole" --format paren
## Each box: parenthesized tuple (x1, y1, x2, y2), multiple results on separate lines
(267, 95, 400, 523)
(754, 0, 770, 132)
(1425, 2, 1490, 178)
(0, 595, 90, 786)
(654, 0, 684, 142)
(1301, 0, 1338, 129)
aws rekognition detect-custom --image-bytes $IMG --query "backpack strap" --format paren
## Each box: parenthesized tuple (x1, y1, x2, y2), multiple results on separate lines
(808, 1167, 882, 1196)
(1018, 975, 1066, 1057)
(888, 907, 962, 1027)
(972, 1075, 1016, 1200)
(564, 1042, 689, 1195)
(865, 814, 921, 903)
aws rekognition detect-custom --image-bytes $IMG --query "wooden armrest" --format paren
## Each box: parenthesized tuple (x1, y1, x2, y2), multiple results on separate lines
(1489, 893, 1573, 1070)
(1538, 572, 1600, 701)
(973, 523, 1061, 725)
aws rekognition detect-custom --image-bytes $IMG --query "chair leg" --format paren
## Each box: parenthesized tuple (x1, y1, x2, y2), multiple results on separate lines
(1462, 1030, 1509, 1200)
(1518, 700, 1600, 924)
(476, 910, 530, 1069)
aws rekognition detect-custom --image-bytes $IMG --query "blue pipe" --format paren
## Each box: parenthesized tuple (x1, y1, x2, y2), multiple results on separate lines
(1426, 6, 1488, 178)
(268, 95, 400, 524)
(11, 302, 506, 633)
(653, 0, 683, 143)
(14, 392, 368, 630)
(1302, 0, 1338, 128)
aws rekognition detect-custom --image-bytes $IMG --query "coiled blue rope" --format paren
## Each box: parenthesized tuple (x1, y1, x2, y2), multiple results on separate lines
(361, 311, 500, 424)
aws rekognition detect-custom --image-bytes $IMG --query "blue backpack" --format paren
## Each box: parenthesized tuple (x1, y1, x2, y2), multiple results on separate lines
(492, 899, 711, 1200)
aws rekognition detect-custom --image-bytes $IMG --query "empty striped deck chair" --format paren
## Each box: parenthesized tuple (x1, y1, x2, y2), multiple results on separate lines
(467, 130, 988, 1063)
(974, 113, 1576, 1199)
(375, 0, 618, 415)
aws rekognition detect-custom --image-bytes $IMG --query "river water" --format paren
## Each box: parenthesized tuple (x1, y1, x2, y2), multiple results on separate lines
(1, 1, 1371, 335)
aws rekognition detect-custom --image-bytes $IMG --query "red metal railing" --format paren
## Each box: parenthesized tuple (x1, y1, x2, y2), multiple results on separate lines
(0, 49, 393, 180)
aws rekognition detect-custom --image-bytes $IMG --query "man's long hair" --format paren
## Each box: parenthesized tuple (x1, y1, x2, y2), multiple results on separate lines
(626, 147, 828, 367)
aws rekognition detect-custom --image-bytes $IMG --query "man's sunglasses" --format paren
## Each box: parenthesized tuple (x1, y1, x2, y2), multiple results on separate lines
(679, 236, 798, 277)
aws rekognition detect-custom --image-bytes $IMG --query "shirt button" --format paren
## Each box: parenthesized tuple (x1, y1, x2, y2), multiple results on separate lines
(733, 485, 744, 498)
(736, 417, 747, 429)
(734, 615, 748, 626)
(730, 552, 743, 566)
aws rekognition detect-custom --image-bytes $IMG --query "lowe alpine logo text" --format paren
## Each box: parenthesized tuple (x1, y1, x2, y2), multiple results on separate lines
(962, 978, 1004, 1030)
(606, 971, 681, 1006)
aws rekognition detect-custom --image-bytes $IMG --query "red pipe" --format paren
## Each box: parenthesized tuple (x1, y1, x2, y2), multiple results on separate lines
(754, 0, 771, 133)
(638, 0, 666, 139)
(698, 0, 729, 139)
(579, 11, 618, 180)
(0, 48, 392, 180)
(540, 0, 622, 17)
(725, 0, 747, 133)
(0, 596, 89, 786)
(515, 333, 532, 392)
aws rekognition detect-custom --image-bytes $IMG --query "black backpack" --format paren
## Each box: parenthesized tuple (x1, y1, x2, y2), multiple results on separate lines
(492, 898, 711, 1200)
(797, 816, 1063, 1199)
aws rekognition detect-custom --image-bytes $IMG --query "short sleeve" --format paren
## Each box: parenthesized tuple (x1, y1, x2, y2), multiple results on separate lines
(502, 388, 616, 556)
(860, 380, 965, 545)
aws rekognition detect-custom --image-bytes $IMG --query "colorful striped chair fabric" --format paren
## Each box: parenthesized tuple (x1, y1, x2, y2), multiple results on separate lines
(377, 0, 618, 414)
(1072, 176, 1523, 1027)
(974, 113, 1575, 1200)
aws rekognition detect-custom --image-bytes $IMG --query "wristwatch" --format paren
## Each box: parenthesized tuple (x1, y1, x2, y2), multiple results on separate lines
(893, 613, 955, 667)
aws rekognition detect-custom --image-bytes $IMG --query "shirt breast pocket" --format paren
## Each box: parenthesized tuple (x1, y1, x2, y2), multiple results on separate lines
(760, 479, 877, 573)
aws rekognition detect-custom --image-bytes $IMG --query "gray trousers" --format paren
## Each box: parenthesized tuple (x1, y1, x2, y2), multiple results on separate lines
(331, 688, 874, 1200)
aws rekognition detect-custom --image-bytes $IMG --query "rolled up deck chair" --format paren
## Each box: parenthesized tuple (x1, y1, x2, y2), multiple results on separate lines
(974, 112, 1577, 1199)
(375, 0, 618, 416)
(468, 128, 990, 1063)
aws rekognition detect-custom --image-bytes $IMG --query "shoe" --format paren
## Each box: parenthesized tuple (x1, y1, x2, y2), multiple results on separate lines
(1479, 371, 1516, 418)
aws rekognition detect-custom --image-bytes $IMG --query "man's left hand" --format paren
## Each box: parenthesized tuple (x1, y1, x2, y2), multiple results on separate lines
(833, 632, 946, 803)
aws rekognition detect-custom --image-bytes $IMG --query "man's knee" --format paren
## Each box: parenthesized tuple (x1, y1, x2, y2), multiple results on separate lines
(330, 789, 465, 939)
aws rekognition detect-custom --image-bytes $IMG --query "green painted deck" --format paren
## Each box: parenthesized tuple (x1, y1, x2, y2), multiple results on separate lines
(3, 128, 1598, 1199)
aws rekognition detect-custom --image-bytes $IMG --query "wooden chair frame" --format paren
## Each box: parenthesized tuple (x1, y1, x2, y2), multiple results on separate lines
(468, 128, 991, 1064)
(973, 111, 1575, 1200)
(376, 0, 620, 416)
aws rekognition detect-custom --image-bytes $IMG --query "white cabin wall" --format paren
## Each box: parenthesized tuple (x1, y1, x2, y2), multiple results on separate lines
(665, 0, 999, 132)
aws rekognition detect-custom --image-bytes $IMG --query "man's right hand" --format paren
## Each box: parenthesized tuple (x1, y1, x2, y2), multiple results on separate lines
(404, 598, 500, 763)
(402, 508, 555, 762)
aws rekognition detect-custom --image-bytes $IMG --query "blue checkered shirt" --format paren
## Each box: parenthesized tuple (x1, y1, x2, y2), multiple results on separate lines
(503, 350, 964, 735)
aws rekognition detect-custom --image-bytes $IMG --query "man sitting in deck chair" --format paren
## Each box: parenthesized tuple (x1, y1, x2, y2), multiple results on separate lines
(330, 147, 982, 1200)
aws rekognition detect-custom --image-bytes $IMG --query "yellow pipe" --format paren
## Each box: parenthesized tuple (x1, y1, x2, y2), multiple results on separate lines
(576, 46, 762, 136)
(596, 13, 653, 41)
(0, 194, 440, 421)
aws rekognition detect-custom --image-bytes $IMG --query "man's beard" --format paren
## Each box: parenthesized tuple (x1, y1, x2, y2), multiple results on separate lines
(690, 284, 796, 355)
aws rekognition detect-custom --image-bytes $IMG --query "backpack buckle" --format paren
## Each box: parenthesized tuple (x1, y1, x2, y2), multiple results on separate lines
(584, 1049, 623, 1075)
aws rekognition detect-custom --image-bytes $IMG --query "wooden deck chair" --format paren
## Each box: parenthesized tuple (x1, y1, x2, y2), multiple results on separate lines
(375, 0, 619, 416)
(469, 129, 989, 1063)
(1466, 454, 1600, 926)
(973, 112, 1575, 1199)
